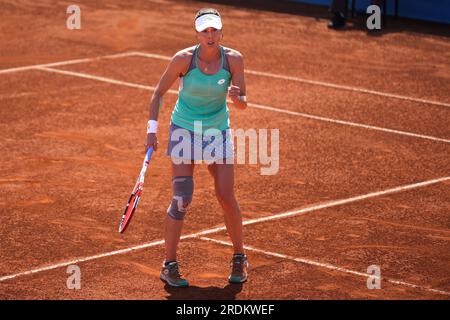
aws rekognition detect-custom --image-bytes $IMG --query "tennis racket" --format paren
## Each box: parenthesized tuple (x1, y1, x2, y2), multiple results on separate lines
(118, 146, 154, 233)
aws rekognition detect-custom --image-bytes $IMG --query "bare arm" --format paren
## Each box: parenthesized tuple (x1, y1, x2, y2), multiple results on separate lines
(228, 52, 247, 110)
(146, 53, 187, 151)
(149, 54, 186, 121)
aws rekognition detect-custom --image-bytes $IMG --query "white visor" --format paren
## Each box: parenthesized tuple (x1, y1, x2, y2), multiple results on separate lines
(195, 14, 222, 32)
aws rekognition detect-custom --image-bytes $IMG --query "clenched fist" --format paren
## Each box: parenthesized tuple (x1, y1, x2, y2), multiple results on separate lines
(228, 85, 241, 102)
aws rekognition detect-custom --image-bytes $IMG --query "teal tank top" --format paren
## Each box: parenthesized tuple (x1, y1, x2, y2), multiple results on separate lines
(171, 45, 232, 132)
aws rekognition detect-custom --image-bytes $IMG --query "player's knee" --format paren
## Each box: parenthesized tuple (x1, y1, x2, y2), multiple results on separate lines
(167, 176, 194, 221)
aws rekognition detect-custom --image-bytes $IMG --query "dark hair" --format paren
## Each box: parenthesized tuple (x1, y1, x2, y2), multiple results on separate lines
(195, 8, 220, 20)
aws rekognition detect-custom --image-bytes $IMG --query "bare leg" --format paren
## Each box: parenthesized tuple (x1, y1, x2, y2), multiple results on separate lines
(164, 161, 194, 262)
(208, 163, 244, 254)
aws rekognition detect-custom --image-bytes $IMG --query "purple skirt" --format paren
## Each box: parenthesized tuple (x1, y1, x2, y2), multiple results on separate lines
(166, 121, 234, 163)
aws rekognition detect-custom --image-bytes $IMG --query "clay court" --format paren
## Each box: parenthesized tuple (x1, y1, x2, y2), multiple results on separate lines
(0, 0, 449, 299)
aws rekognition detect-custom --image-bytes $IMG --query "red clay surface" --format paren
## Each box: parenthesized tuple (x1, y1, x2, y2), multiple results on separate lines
(0, 0, 449, 299)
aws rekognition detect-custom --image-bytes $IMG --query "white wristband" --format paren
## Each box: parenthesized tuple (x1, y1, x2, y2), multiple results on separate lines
(147, 120, 158, 134)
(238, 95, 247, 102)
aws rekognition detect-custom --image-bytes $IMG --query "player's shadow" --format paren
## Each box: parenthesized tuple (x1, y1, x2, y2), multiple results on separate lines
(163, 283, 243, 300)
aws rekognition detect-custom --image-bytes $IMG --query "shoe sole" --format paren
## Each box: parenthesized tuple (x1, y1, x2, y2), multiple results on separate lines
(160, 274, 189, 288)
(228, 274, 248, 284)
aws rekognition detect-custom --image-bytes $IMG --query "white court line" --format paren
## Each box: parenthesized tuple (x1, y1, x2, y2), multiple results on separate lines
(130, 51, 450, 109)
(236, 176, 450, 227)
(244, 70, 450, 109)
(1, 176, 448, 284)
(128, 52, 171, 61)
(248, 102, 450, 144)
(37, 66, 159, 91)
(36, 66, 450, 144)
(1, 51, 448, 109)
(0, 239, 164, 282)
(0, 52, 135, 75)
(198, 236, 450, 297)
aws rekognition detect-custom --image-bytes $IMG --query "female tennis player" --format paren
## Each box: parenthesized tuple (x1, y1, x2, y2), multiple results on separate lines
(145, 8, 248, 287)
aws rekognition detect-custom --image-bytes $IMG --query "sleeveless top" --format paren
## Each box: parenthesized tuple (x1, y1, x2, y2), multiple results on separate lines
(170, 45, 232, 133)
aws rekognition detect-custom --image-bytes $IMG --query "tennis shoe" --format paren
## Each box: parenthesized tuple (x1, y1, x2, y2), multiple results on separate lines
(160, 261, 189, 288)
(228, 254, 248, 284)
